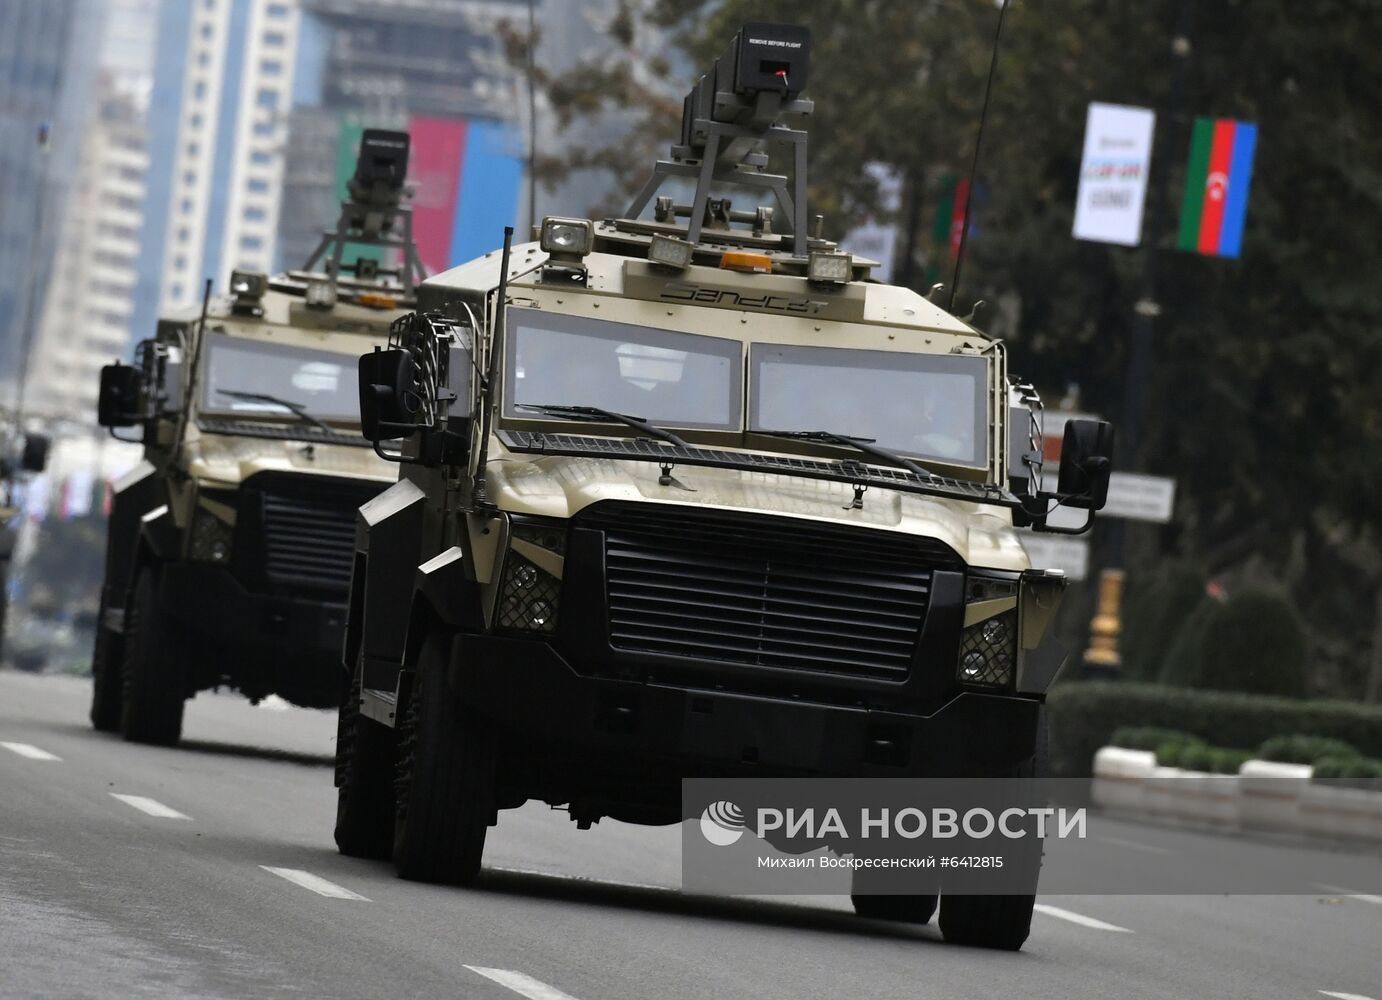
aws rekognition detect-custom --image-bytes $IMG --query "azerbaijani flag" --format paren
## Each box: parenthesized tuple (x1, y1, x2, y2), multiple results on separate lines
(1176, 117, 1258, 259)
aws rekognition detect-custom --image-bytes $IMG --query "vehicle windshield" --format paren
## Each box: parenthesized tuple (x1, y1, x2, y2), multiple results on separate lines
(200, 333, 361, 424)
(504, 308, 742, 429)
(750, 343, 990, 468)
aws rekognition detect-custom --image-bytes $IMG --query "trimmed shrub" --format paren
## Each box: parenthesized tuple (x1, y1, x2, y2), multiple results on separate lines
(1047, 682, 1382, 777)
(1157, 597, 1220, 688)
(1167, 742, 1212, 770)
(1257, 735, 1359, 765)
(1208, 748, 1254, 774)
(1121, 564, 1207, 682)
(1200, 589, 1307, 698)
(1312, 756, 1382, 791)
(1109, 726, 1202, 752)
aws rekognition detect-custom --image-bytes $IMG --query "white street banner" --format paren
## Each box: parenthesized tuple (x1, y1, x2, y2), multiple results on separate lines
(1072, 102, 1156, 246)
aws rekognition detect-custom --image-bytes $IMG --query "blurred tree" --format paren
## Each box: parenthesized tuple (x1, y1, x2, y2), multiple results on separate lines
(506, 0, 1382, 696)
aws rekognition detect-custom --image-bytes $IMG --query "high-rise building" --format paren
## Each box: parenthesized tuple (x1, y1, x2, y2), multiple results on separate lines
(27, 80, 150, 424)
(131, 0, 304, 341)
(0, 0, 101, 390)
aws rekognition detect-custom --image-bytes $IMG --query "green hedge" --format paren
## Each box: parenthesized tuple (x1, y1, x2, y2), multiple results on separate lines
(1047, 681, 1382, 777)
(1257, 734, 1359, 764)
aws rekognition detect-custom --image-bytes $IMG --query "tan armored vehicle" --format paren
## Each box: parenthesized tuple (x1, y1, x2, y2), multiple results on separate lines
(89, 130, 424, 745)
(335, 26, 1113, 951)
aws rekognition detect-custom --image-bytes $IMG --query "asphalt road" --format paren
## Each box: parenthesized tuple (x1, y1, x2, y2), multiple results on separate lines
(2, 669, 1380, 1000)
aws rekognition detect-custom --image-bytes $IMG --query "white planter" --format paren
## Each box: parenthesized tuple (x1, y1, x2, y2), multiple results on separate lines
(1168, 771, 1240, 828)
(1092, 747, 1156, 813)
(1299, 782, 1381, 842)
(1143, 765, 1186, 818)
(1238, 759, 1312, 832)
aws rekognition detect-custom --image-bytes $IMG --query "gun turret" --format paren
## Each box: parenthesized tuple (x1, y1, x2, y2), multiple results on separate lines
(625, 22, 816, 255)
(302, 128, 425, 294)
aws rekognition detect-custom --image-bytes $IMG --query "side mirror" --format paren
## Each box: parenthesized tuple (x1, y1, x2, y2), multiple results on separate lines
(1057, 419, 1114, 510)
(21, 433, 50, 473)
(358, 348, 418, 441)
(97, 363, 145, 428)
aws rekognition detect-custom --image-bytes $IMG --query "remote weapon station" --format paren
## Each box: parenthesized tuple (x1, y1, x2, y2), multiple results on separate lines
(340, 25, 1113, 951)
(90, 130, 424, 744)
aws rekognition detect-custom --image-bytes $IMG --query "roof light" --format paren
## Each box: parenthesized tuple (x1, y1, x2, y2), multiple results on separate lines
(648, 233, 694, 270)
(305, 279, 337, 310)
(807, 250, 852, 284)
(229, 269, 267, 299)
(539, 216, 593, 257)
(720, 250, 773, 273)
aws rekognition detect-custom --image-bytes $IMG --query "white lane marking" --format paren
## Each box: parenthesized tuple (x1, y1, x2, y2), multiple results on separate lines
(1318, 991, 1377, 1000)
(259, 866, 369, 901)
(1098, 835, 1171, 856)
(257, 695, 290, 711)
(488, 864, 671, 893)
(464, 967, 580, 1000)
(1, 742, 62, 761)
(1033, 903, 1133, 933)
(110, 794, 191, 820)
(1314, 884, 1382, 906)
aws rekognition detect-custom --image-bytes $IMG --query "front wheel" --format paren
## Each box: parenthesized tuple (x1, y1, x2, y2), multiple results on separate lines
(851, 892, 938, 924)
(89, 614, 124, 732)
(120, 569, 186, 746)
(393, 629, 496, 885)
(334, 658, 397, 859)
(938, 893, 1036, 951)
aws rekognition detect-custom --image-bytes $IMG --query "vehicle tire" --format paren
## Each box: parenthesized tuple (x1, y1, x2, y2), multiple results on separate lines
(393, 629, 495, 885)
(120, 569, 186, 746)
(89, 618, 124, 732)
(938, 710, 1048, 951)
(851, 892, 938, 924)
(334, 659, 396, 859)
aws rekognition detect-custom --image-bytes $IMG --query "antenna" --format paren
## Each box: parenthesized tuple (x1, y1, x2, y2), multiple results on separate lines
(470, 226, 515, 509)
(949, 0, 1010, 313)
(526, 0, 537, 233)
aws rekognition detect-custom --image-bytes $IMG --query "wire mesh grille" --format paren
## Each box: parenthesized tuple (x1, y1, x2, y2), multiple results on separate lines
(497, 552, 560, 633)
(958, 610, 1017, 687)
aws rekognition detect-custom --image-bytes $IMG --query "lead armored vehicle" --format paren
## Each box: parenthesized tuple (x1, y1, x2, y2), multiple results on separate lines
(336, 26, 1113, 951)
(90, 130, 424, 745)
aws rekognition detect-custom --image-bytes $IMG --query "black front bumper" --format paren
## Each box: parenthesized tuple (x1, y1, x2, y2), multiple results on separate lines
(160, 562, 346, 705)
(454, 635, 1041, 783)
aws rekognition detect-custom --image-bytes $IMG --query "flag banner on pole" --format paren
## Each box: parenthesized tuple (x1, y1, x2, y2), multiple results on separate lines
(1177, 117, 1258, 258)
(1071, 102, 1156, 246)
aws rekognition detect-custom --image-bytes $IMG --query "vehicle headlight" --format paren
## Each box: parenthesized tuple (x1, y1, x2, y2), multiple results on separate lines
(539, 216, 593, 257)
(189, 508, 233, 563)
(957, 569, 1020, 689)
(498, 551, 559, 633)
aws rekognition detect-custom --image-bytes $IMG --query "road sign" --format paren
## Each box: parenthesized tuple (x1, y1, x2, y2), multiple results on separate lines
(1020, 535, 1089, 581)
(1102, 472, 1176, 523)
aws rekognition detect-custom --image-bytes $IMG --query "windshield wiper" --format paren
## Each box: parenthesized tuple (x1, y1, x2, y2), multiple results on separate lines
(216, 389, 337, 435)
(516, 403, 689, 448)
(757, 429, 938, 480)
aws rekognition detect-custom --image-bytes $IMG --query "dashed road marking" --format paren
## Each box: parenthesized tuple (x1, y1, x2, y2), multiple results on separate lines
(1, 742, 61, 761)
(1098, 835, 1171, 856)
(260, 867, 369, 901)
(1314, 884, 1382, 906)
(110, 794, 191, 820)
(465, 967, 580, 1000)
(1033, 903, 1133, 933)
(1318, 991, 1377, 1000)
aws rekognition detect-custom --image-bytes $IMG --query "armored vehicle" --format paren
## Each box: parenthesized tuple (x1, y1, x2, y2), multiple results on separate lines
(336, 26, 1113, 951)
(89, 130, 424, 745)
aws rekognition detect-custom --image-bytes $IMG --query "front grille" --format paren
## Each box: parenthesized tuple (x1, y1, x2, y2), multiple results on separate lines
(247, 475, 383, 593)
(580, 503, 962, 681)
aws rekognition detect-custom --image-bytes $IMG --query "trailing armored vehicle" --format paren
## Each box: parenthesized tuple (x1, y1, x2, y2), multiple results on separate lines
(335, 26, 1113, 951)
(89, 130, 424, 745)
